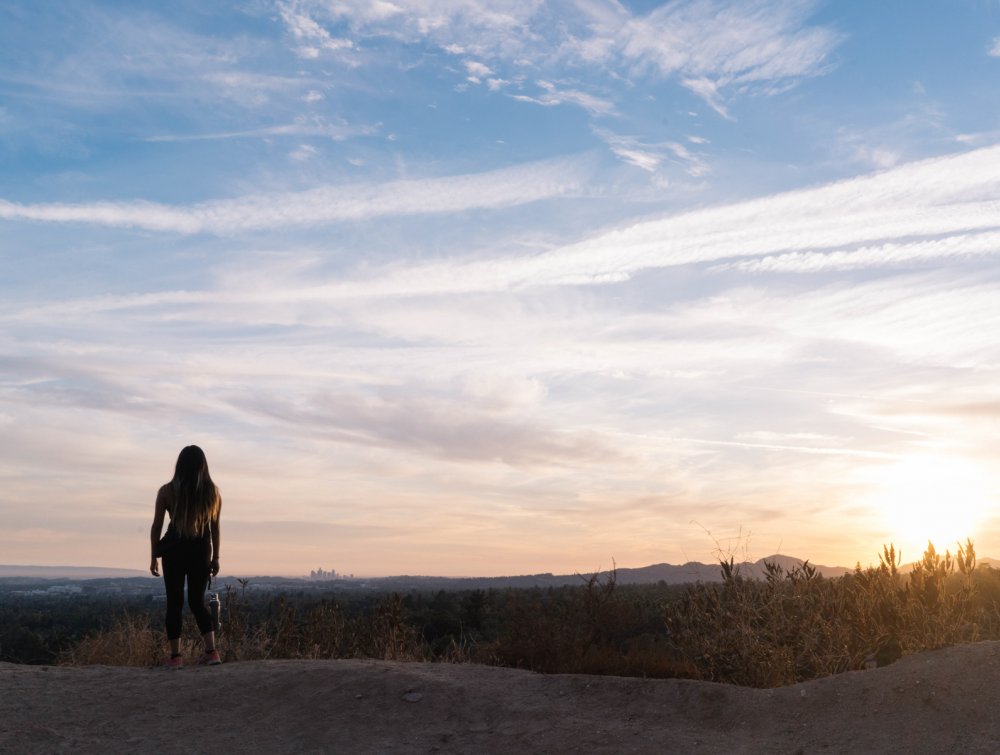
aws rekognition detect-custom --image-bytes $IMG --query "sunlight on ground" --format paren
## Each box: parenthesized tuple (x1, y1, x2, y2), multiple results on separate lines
(865, 455, 993, 557)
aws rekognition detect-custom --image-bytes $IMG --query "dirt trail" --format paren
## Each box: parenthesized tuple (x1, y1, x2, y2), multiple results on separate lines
(4, 641, 1000, 753)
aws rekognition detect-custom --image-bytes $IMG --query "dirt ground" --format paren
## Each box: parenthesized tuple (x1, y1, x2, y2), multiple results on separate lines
(4, 641, 1000, 753)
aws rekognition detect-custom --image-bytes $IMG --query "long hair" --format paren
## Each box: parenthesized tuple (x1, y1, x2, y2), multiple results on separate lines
(170, 445, 220, 539)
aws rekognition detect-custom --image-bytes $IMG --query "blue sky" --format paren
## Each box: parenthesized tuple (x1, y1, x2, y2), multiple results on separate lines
(3, 0, 1000, 576)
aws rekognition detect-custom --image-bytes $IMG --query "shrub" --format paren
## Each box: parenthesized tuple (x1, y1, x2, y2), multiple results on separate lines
(663, 540, 991, 687)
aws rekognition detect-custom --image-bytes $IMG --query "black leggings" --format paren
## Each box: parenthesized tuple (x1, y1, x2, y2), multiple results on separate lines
(162, 538, 213, 639)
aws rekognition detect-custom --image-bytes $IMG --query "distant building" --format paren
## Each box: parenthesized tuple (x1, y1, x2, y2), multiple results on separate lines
(309, 567, 336, 580)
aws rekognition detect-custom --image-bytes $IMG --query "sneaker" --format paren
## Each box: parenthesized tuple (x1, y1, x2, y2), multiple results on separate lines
(164, 654, 184, 670)
(198, 649, 222, 666)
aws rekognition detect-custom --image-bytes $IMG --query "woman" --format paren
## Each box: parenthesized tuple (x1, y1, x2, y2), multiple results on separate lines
(149, 445, 223, 668)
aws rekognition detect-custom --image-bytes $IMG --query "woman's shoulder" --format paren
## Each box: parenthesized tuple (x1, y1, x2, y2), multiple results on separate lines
(156, 483, 174, 504)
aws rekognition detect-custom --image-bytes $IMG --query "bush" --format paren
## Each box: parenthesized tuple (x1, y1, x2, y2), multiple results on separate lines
(664, 540, 992, 686)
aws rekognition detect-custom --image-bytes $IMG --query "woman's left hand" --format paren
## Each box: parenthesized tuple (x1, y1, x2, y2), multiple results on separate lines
(150, 557, 159, 577)
(211, 557, 220, 576)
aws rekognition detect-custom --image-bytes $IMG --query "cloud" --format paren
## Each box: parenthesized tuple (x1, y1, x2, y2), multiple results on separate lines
(616, 0, 841, 112)
(0, 156, 591, 234)
(12, 144, 1000, 307)
(830, 108, 948, 171)
(197, 72, 328, 107)
(145, 116, 376, 142)
(229, 387, 616, 467)
(956, 128, 1000, 146)
(655, 434, 892, 460)
(593, 128, 665, 171)
(665, 141, 709, 177)
(463, 59, 493, 82)
(510, 80, 616, 115)
(278, 1, 355, 60)
(720, 230, 1000, 274)
(0, 7, 272, 108)
(267, 143, 1000, 297)
(990, 36, 1000, 57)
(284, 0, 841, 116)
(681, 77, 731, 119)
(289, 144, 319, 161)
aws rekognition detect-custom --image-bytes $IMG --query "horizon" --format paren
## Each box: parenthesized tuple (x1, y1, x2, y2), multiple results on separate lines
(3, 2, 1000, 577)
(1, 540, 989, 581)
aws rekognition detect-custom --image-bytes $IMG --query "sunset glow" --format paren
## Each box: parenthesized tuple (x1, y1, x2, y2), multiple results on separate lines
(865, 456, 995, 561)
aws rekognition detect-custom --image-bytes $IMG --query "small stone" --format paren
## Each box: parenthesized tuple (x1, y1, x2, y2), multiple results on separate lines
(401, 691, 423, 703)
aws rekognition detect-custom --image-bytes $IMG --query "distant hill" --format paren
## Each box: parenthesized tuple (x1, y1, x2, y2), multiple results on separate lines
(0, 565, 148, 579)
(612, 555, 850, 585)
(329, 555, 852, 592)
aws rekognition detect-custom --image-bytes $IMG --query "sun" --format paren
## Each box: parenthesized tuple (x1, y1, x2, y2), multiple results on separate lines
(868, 454, 993, 557)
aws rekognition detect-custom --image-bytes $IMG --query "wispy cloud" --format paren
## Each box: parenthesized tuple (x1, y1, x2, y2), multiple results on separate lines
(250, 143, 1000, 297)
(145, 116, 376, 142)
(12, 144, 999, 302)
(283, 0, 841, 116)
(0, 7, 262, 107)
(592, 128, 708, 176)
(990, 35, 1000, 57)
(463, 59, 493, 83)
(592, 127, 662, 171)
(830, 106, 948, 171)
(0, 156, 591, 234)
(720, 230, 1000, 274)
(597, 0, 840, 112)
(956, 128, 1000, 146)
(289, 144, 319, 161)
(510, 80, 616, 115)
(681, 77, 731, 119)
(278, 1, 355, 61)
(665, 141, 709, 177)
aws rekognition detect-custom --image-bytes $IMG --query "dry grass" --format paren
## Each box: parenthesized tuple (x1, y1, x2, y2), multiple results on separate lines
(59, 540, 1000, 688)
(61, 584, 427, 668)
(59, 612, 190, 667)
(665, 540, 987, 686)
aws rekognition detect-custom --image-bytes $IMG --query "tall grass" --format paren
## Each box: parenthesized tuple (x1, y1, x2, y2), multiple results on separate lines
(665, 540, 986, 686)
(59, 611, 180, 667)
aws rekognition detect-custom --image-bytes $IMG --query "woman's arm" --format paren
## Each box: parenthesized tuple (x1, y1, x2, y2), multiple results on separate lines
(210, 495, 222, 576)
(149, 486, 168, 576)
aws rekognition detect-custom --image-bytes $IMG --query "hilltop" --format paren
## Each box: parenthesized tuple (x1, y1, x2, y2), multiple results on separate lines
(5, 641, 1000, 753)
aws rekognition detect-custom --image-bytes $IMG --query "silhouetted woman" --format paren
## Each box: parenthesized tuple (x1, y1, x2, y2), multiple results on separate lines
(150, 445, 222, 668)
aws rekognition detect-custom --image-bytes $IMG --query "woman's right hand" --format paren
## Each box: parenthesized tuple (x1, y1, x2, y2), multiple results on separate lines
(150, 557, 159, 577)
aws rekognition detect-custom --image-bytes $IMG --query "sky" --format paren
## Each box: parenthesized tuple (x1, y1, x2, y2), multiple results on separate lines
(2, 0, 1000, 577)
